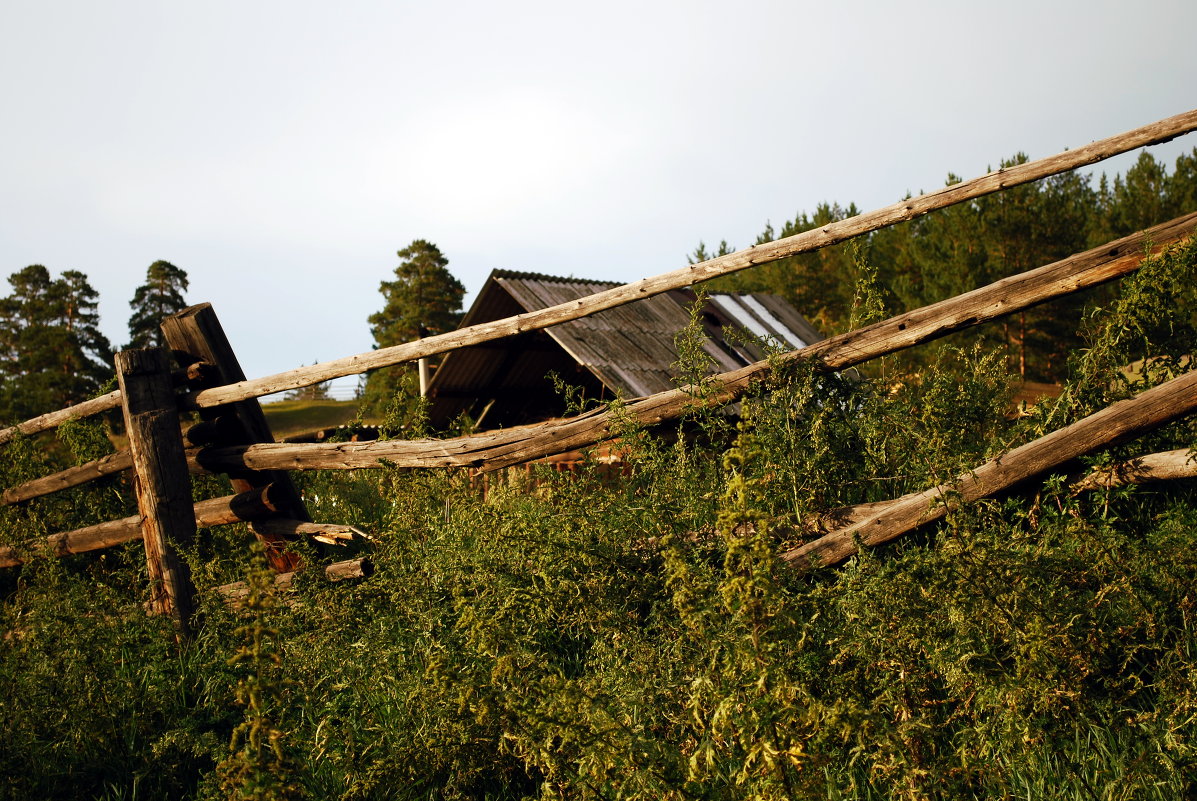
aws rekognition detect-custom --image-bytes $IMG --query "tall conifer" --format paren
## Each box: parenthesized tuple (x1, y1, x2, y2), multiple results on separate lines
(126, 261, 190, 349)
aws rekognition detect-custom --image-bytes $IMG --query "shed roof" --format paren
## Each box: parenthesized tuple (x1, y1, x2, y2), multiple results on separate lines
(426, 270, 823, 429)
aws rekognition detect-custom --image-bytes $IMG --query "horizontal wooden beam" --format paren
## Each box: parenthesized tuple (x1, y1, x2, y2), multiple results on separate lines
(0, 484, 287, 568)
(3, 449, 133, 505)
(0, 390, 121, 446)
(782, 371, 1197, 571)
(184, 109, 1197, 407)
(2, 447, 212, 506)
(1068, 447, 1197, 492)
(193, 215, 1197, 475)
(801, 448, 1197, 540)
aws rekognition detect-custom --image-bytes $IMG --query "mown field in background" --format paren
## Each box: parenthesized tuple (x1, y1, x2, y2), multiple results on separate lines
(260, 398, 372, 440)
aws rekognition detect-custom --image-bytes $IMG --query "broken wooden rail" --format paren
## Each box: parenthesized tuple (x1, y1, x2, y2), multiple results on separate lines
(782, 370, 1197, 571)
(3, 106, 1195, 445)
(193, 217, 1197, 474)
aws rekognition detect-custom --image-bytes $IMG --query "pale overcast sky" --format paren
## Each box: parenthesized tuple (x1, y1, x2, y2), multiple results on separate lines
(1, 1, 1195, 392)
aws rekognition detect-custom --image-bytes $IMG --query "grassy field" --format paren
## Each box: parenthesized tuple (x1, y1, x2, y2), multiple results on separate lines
(260, 398, 375, 440)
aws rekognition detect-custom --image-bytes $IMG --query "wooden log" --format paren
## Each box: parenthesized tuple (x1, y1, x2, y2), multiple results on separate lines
(214, 557, 374, 605)
(186, 110, 1197, 407)
(0, 485, 291, 568)
(0, 390, 121, 445)
(2, 447, 214, 507)
(1068, 448, 1197, 491)
(252, 518, 368, 545)
(116, 348, 199, 632)
(2, 109, 1194, 439)
(2, 449, 134, 505)
(160, 304, 310, 572)
(781, 370, 1197, 571)
(801, 448, 1197, 542)
(194, 219, 1197, 475)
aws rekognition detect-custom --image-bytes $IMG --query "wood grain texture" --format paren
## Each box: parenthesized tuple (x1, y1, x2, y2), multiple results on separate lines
(781, 370, 1197, 571)
(0, 486, 287, 568)
(194, 219, 1197, 475)
(0, 390, 121, 445)
(116, 349, 198, 631)
(187, 110, 1197, 407)
(1068, 448, 1197, 491)
(3, 449, 133, 505)
(161, 304, 309, 572)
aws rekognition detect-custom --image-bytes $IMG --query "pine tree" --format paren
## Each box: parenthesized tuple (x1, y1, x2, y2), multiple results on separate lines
(368, 241, 464, 347)
(362, 241, 465, 414)
(0, 265, 113, 420)
(126, 260, 190, 349)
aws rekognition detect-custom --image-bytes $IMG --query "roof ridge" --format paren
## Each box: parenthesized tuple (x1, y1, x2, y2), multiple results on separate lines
(488, 268, 621, 286)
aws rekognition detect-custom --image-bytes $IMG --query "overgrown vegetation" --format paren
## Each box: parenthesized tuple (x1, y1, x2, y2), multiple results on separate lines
(1, 236, 1195, 799)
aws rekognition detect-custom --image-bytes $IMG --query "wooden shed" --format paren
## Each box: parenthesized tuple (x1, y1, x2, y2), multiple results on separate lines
(425, 270, 823, 429)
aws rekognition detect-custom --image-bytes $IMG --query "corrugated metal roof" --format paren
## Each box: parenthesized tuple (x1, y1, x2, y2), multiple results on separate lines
(426, 270, 823, 428)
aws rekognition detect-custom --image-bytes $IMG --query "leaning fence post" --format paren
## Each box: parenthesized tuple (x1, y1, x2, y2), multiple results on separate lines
(160, 303, 311, 573)
(115, 348, 199, 634)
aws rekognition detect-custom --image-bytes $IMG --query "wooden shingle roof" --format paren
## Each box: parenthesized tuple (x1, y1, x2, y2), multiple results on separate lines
(425, 270, 823, 429)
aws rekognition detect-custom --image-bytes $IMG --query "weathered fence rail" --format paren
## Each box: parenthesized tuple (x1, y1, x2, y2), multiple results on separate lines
(5, 107, 1196, 444)
(2, 107, 1196, 630)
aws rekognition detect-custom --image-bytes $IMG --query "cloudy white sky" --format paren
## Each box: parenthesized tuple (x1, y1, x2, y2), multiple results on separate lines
(2, 1, 1195, 393)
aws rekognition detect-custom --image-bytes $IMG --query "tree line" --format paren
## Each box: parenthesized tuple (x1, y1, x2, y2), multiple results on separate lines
(697, 148, 1197, 381)
(0, 261, 190, 421)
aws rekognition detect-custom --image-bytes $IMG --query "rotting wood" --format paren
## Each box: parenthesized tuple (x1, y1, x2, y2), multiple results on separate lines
(116, 348, 199, 632)
(252, 518, 368, 545)
(214, 557, 374, 605)
(194, 218, 1197, 475)
(0, 484, 292, 568)
(187, 110, 1197, 407)
(781, 370, 1197, 571)
(161, 303, 309, 572)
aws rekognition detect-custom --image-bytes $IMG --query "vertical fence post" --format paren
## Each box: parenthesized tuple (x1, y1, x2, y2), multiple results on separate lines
(115, 348, 198, 634)
(160, 303, 310, 573)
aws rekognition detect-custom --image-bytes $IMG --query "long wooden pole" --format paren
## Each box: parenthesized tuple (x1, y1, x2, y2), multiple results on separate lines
(0, 485, 289, 568)
(193, 217, 1197, 475)
(115, 348, 199, 632)
(799, 449, 1197, 542)
(781, 370, 1197, 571)
(186, 109, 1197, 407)
(0, 109, 1193, 440)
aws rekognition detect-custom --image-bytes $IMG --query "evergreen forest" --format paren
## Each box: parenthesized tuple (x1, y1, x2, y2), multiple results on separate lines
(1, 150, 1197, 800)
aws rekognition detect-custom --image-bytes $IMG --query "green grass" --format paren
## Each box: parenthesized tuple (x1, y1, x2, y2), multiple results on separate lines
(260, 399, 377, 440)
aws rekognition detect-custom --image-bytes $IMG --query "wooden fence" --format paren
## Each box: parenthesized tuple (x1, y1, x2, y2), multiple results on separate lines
(3, 108, 1197, 636)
